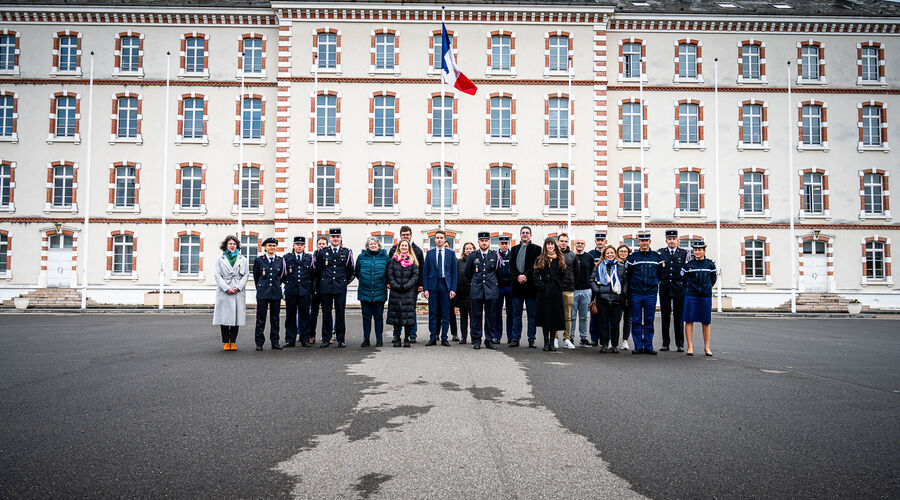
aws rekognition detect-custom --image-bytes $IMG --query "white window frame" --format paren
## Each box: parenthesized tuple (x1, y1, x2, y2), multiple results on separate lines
(486, 33, 516, 77)
(237, 96, 264, 145)
(116, 96, 140, 141)
(620, 101, 646, 149)
(311, 92, 341, 143)
(857, 43, 887, 87)
(54, 34, 82, 76)
(798, 103, 828, 152)
(743, 239, 767, 282)
(372, 164, 395, 212)
(374, 32, 396, 72)
(239, 35, 266, 78)
(111, 233, 134, 276)
(430, 165, 454, 212)
(740, 170, 768, 218)
(0, 161, 14, 212)
(676, 42, 700, 82)
(738, 102, 769, 151)
(114, 34, 144, 78)
(50, 164, 76, 212)
(0, 93, 16, 143)
(178, 235, 201, 277)
(240, 165, 261, 211)
(178, 96, 207, 144)
(737, 42, 766, 84)
(621, 169, 644, 216)
(51, 95, 80, 143)
(546, 34, 569, 75)
(676, 170, 703, 217)
(180, 34, 209, 78)
(621, 41, 643, 81)
(547, 166, 570, 213)
(371, 95, 396, 140)
(0, 32, 20, 76)
(486, 95, 517, 145)
(312, 163, 339, 213)
(489, 165, 512, 211)
(801, 171, 829, 218)
(676, 102, 701, 148)
(427, 95, 458, 144)
(797, 43, 826, 85)
(180, 166, 203, 211)
(859, 170, 891, 220)
(314, 30, 341, 74)
(113, 165, 136, 210)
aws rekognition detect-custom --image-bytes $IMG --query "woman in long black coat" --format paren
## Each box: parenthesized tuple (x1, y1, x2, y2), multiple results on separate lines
(386, 240, 420, 347)
(534, 237, 566, 351)
(449, 242, 475, 344)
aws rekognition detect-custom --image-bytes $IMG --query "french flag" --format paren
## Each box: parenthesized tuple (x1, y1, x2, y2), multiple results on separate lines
(440, 23, 477, 96)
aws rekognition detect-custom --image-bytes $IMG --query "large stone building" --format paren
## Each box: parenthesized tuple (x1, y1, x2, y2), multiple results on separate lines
(0, 0, 898, 308)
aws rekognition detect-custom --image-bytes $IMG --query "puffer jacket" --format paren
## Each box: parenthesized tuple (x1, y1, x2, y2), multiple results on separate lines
(590, 260, 628, 304)
(681, 258, 717, 297)
(386, 256, 419, 326)
(355, 248, 390, 302)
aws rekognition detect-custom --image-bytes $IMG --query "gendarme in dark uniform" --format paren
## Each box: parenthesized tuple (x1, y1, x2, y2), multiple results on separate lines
(314, 228, 355, 347)
(658, 229, 688, 351)
(492, 235, 514, 343)
(465, 232, 500, 350)
(253, 237, 285, 350)
(282, 236, 315, 347)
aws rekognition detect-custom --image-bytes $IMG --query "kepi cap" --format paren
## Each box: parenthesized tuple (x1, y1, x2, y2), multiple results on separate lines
(477, 231, 491, 240)
(637, 230, 651, 240)
(328, 228, 341, 236)
(691, 240, 707, 249)
(293, 236, 306, 244)
(498, 235, 511, 243)
(262, 237, 278, 246)
(665, 229, 678, 238)
(594, 231, 607, 239)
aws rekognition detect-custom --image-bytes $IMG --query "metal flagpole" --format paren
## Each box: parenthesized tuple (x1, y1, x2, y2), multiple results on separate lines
(313, 52, 319, 241)
(440, 6, 446, 230)
(566, 55, 573, 237)
(714, 58, 722, 312)
(81, 51, 95, 310)
(786, 61, 797, 314)
(639, 72, 646, 230)
(158, 51, 171, 310)
(237, 71, 245, 238)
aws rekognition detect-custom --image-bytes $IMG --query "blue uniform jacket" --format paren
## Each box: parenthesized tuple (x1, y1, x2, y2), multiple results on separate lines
(354, 248, 390, 302)
(282, 252, 315, 297)
(658, 246, 689, 296)
(465, 250, 501, 300)
(681, 258, 717, 297)
(625, 250, 663, 296)
(253, 254, 285, 300)
(422, 247, 458, 293)
(315, 246, 355, 295)
(496, 249, 514, 287)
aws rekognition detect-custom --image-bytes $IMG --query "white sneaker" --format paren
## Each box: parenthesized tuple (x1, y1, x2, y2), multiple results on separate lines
(564, 339, 576, 349)
(554, 338, 559, 349)
(621, 340, 629, 350)
(607, 342, 613, 349)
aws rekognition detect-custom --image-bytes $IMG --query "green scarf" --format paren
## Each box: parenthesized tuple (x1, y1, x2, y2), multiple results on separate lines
(224, 249, 239, 266)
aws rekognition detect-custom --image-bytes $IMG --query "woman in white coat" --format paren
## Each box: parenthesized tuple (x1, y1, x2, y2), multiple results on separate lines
(213, 235, 250, 351)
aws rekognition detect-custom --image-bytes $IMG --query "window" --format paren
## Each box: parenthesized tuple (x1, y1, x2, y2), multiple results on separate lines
(114, 165, 136, 208)
(861, 105, 882, 147)
(432, 95, 452, 139)
(678, 171, 701, 213)
(53, 165, 74, 208)
(490, 166, 512, 210)
(372, 165, 394, 210)
(0, 162, 12, 208)
(803, 172, 825, 215)
(858, 43, 885, 85)
(316, 93, 337, 137)
(241, 97, 262, 140)
(429, 235, 456, 250)
(374, 32, 395, 70)
(112, 234, 133, 275)
(55, 96, 77, 138)
(0, 94, 14, 139)
(799, 44, 820, 80)
(431, 165, 453, 209)
(678, 103, 700, 145)
(117, 97, 139, 139)
(490, 34, 512, 71)
(744, 240, 765, 279)
(242, 36, 263, 74)
(374, 234, 395, 248)
(0, 32, 17, 73)
(182, 97, 204, 139)
(548, 35, 569, 72)
(677, 43, 698, 78)
(863, 173, 885, 215)
(740, 42, 761, 80)
(548, 167, 569, 211)
(622, 101, 643, 144)
(743, 172, 765, 214)
(865, 240, 886, 280)
(58, 35, 79, 72)
(316, 163, 335, 208)
(179, 235, 201, 275)
(622, 170, 643, 213)
(548, 97, 569, 139)
(801, 104, 823, 146)
(741, 103, 764, 146)
(180, 166, 202, 209)
(490, 96, 512, 139)
(373, 95, 395, 137)
(119, 36, 141, 73)
(241, 235, 258, 267)
(240, 166, 260, 209)
(0, 232, 7, 273)
(624, 237, 639, 252)
(184, 36, 206, 73)
(432, 32, 453, 71)
(622, 42, 642, 79)
(317, 32, 338, 69)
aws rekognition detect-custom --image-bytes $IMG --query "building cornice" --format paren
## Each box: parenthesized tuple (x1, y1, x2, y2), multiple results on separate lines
(609, 18, 899, 34)
(0, 8, 278, 26)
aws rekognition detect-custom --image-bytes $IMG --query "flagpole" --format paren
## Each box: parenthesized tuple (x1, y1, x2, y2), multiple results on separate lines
(158, 51, 171, 310)
(714, 58, 722, 312)
(237, 70, 244, 239)
(786, 61, 797, 314)
(639, 72, 646, 230)
(81, 51, 94, 310)
(566, 55, 573, 237)
(440, 6, 446, 231)
(313, 52, 319, 242)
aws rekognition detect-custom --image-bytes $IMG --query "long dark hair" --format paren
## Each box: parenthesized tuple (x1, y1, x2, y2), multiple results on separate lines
(535, 237, 565, 271)
(220, 234, 241, 251)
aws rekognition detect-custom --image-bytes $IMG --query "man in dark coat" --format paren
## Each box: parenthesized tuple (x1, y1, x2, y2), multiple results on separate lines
(587, 230, 607, 346)
(465, 232, 500, 350)
(253, 237, 285, 350)
(314, 228, 355, 348)
(388, 225, 425, 342)
(509, 226, 542, 348)
(423, 230, 457, 346)
(282, 236, 315, 347)
(658, 229, 688, 352)
(492, 235, 514, 344)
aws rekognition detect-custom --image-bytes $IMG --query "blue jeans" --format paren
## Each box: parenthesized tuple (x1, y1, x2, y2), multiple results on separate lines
(630, 293, 657, 351)
(360, 300, 384, 342)
(492, 286, 513, 342)
(428, 282, 452, 341)
(572, 289, 591, 340)
(511, 296, 537, 342)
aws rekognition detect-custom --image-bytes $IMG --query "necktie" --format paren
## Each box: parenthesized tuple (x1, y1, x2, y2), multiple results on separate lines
(439, 249, 444, 278)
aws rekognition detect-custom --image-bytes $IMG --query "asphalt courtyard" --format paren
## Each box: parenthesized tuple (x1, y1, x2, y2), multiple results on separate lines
(0, 313, 898, 499)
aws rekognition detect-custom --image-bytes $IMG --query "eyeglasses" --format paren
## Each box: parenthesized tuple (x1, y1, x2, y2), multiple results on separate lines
(521, 231, 531, 235)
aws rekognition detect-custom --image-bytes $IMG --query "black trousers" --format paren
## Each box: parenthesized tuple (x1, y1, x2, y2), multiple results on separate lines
(596, 302, 623, 348)
(449, 298, 470, 341)
(255, 298, 281, 347)
(220, 325, 239, 343)
(284, 294, 312, 345)
(659, 285, 685, 348)
(320, 292, 347, 343)
(470, 298, 495, 344)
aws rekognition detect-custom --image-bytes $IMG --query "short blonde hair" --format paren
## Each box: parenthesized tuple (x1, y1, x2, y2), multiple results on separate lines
(365, 237, 383, 251)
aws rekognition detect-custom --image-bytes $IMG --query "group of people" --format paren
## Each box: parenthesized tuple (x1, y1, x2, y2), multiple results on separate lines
(212, 225, 717, 356)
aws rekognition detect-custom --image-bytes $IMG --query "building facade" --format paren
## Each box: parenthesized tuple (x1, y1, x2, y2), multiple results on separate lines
(0, 0, 898, 308)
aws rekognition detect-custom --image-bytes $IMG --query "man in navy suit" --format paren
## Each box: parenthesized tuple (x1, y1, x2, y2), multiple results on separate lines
(423, 230, 458, 346)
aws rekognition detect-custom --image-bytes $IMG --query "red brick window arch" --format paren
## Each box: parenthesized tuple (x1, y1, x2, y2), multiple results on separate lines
(238, 33, 266, 77)
(738, 167, 770, 218)
(0, 229, 10, 276)
(674, 166, 705, 217)
(368, 91, 400, 143)
(370, 28, 400, 74)
(798, 168, 830, 218)
(427, 91, 458, 144)
(545, 30, 573, 76)
(106, 230, 137, 279)
(313, 27, 341, 73)
(113, 31, 144, 77)
(857, 41, 886, 86)
(857, 100, 889, 151)
(486, 30, 516, 76)
(426, 161, 458, 215)
(310, 90, 341, 142)
(52, 30, 82, 76)
(429, 28, 457, 74)
(673, 99, 704, 149)
(426, 229, 459, 251)
(797, 100, 828, 151)
(48, 91, 81, 143)
(179, 32, 209, 78)
(173, 231, 204, 278)
(0, 159, 15, 212)
(740, 235, 771, 284)
(858, 169, 890, 219)
(110, 92, 143, 143)
(861, 236, 892, 284)
(107, 161, 141, 213)
(0, 91, 18, 143)
(370, 231, 396, 249)
(0, 30, 21, 76)
(367, 161, 399, 215)
(674, 38, 702, 83)
(797, 40, 826, 84)
(737, 39, 766, 84)
(618, 37, 646, 81)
